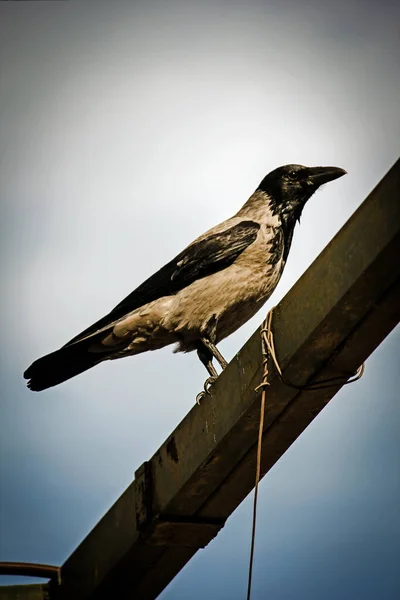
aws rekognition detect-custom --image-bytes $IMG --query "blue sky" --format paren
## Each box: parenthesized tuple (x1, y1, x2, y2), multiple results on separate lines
(0, 1, 399, 598)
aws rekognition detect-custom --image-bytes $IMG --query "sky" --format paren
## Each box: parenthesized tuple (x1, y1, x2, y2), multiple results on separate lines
(0, 1, 399, 598)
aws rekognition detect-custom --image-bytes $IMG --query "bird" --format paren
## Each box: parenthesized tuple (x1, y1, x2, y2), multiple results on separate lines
(24, 164, 346, 396)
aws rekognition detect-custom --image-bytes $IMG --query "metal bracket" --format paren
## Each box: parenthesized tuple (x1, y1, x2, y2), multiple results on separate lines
(134, 461, 225, 548)
(141, 516, 225, 548)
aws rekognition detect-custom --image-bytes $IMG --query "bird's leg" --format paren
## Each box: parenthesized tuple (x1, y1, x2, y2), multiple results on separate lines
(196, 341, 219, 404)
(200, 337, 228, 370)
(197, 342, 218, 378)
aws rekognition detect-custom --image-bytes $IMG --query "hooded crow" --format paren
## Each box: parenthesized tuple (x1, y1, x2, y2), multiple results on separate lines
(24, 164, 346, 393)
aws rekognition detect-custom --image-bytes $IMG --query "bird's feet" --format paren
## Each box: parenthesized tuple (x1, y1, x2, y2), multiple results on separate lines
(196, 376, 218, 404)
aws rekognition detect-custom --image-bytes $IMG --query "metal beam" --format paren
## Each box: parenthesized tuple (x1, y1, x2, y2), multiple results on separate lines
(50, 159, 400, 600)
(0, 565, 58, 582)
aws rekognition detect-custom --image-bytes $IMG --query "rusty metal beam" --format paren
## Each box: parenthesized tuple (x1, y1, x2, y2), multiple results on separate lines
(0, 565, 58, 582)
(50, 158, 400, 600)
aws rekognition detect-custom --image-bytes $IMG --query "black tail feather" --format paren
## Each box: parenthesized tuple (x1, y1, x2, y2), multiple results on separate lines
(24, 339, 108, 391)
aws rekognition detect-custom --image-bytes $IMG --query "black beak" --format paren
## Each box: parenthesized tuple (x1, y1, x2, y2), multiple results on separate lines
(308, 166, 347, 187)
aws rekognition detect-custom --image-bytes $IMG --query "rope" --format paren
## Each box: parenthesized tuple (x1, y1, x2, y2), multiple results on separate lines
(246, 307, 364, 599)
(256, 308, 364, 393)
(246, 311, 271, 600)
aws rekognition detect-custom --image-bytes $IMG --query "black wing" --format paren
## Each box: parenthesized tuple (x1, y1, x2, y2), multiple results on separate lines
(65, 220, 260, 346)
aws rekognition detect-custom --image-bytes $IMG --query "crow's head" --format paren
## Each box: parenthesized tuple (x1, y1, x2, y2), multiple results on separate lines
(257, 164, 347, 221)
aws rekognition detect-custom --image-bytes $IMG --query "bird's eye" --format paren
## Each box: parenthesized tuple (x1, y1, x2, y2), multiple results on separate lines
(287, 170, 298, 181)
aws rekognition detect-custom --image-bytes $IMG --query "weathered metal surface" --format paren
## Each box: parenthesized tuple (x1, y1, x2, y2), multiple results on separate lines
(50, 159, 400, 600)
(0, 584, 49, 600)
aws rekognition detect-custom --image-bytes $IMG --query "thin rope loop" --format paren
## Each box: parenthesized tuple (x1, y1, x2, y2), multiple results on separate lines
(246, 317, 269, 600)
(247, 307, 365, 600)
(259, 308, 364, 391)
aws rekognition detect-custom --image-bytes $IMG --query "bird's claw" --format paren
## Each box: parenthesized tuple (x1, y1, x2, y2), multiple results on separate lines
(204, 376, 217, 392)
(196, 376, 218, 404)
